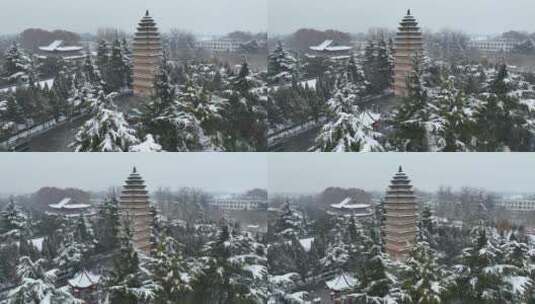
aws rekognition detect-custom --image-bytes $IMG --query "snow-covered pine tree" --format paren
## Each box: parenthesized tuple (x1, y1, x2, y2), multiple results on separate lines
(53, 228, 84, 277)
(401, 242, 448, 304)
(376, 39, 393, 93)
(104, 225, 153, 304)
(389, 52, 431, 151)
(71, 91, 139, 152)
(51, 61, 74, 118)
(349, 245, 399, 304)
(432, 76, 473, 152)
(2, 43, 33, 85)
(95, 197, 120, 253)
(96, 40, 109, 89)
(225, 59, 267, 151)
(129, 134, 163, 152)
(192, 225, 268, 303)
(8, 256, 81, 304)
(0, 199, 31, 241)
(149, 236, 191, 303)
(316, 74, 383, 152)
(141, 55, 205, 152)
(267, 41, 298, 85)
(272, 202, 305, 240)
(454, 225, 514, 303)
(107, 39, 127, 92)
(121, 38, 133, 88)
(477, 64, 530, 151)
(74, 214, 96, 259)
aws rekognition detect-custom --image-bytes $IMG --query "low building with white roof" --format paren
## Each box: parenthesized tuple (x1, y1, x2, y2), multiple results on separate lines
(68, 270, 101, 303)
(307, 40, 353, 60)
(47, 197, 92, 217)
(37, 40, 85, 60)
(328, 197, 373, 217)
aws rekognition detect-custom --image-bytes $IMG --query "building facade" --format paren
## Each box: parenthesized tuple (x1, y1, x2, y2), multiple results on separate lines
(383, 166, 418, 261)
(119, 167, 152, 254)
(209, 198, 267, 210)
(196, 38, 242, 53)
(393, 10, 424, 97)
(497, 199, 535, 212)
(133, 10, 162, 96)
(468, 38, 520, 54)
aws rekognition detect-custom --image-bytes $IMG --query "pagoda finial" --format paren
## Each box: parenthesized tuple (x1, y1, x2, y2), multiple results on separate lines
(145, 10, 149, 17)
(133, 166, 137, 173)
(407, 9, 411, 16)
(398, 165, 403, 173)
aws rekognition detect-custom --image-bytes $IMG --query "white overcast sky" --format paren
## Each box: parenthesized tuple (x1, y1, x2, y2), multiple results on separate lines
(3, 153, 535, 195)
(0, 153, 268, 194)
(268, 153, 535, 194)
(1, 0, 267, 35)
(269, 0, 535, 35)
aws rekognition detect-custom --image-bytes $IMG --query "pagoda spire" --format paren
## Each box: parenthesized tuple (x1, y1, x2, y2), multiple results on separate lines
(118, 168, 152, 254)
(383, 166, 418, 261)
(133, 9, 162, 95)
(393, 9, 423, 97)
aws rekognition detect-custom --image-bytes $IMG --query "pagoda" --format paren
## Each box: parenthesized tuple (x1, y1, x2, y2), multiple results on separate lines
(383, 166, 418, 261)
(133, 10, 162, 96)
(393, 9, 424, 97)
(119, 167, 152, 254)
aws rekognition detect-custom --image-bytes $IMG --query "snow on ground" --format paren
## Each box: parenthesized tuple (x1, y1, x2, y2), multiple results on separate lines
(299, 79, 317, 90)
(0, 78, 55, 94)
(299, 237, 314, 252)
(244, 264, 267, 280)
(30, 237, 44, 252)
(270, 272, 300, 288)
(506, 275, 530, 294)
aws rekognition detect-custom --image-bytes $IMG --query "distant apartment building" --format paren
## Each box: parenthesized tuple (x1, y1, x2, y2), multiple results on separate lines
(209, 198, 267, 210)
(468, 38, 520, 54)
(196, 38, 242, 53)
(497, 199, 535, 212)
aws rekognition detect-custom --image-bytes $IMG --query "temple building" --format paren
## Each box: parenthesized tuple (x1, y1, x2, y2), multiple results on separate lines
(47, 197, 92, 217)
(383, 166, 418, 261)
(133, 10, 162, 96)
(327, 197, 373, 218)
(37, 40, 85, 61)
(119, 167, 152, 254)
(393, 9, 424, 97)
(307, 40, 353, 60)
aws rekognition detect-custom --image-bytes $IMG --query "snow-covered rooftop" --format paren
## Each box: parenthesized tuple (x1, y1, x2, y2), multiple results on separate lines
(68, 271, 100, 288)
(49, 197, 90, 210)
(39, 40, 83, 52)
(326, 273, 358, 291)
(330, 197, 370, 210)
(299, 237, 314, 252)
(31, 237, 44, 251)
(310, 40, 352, 52)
